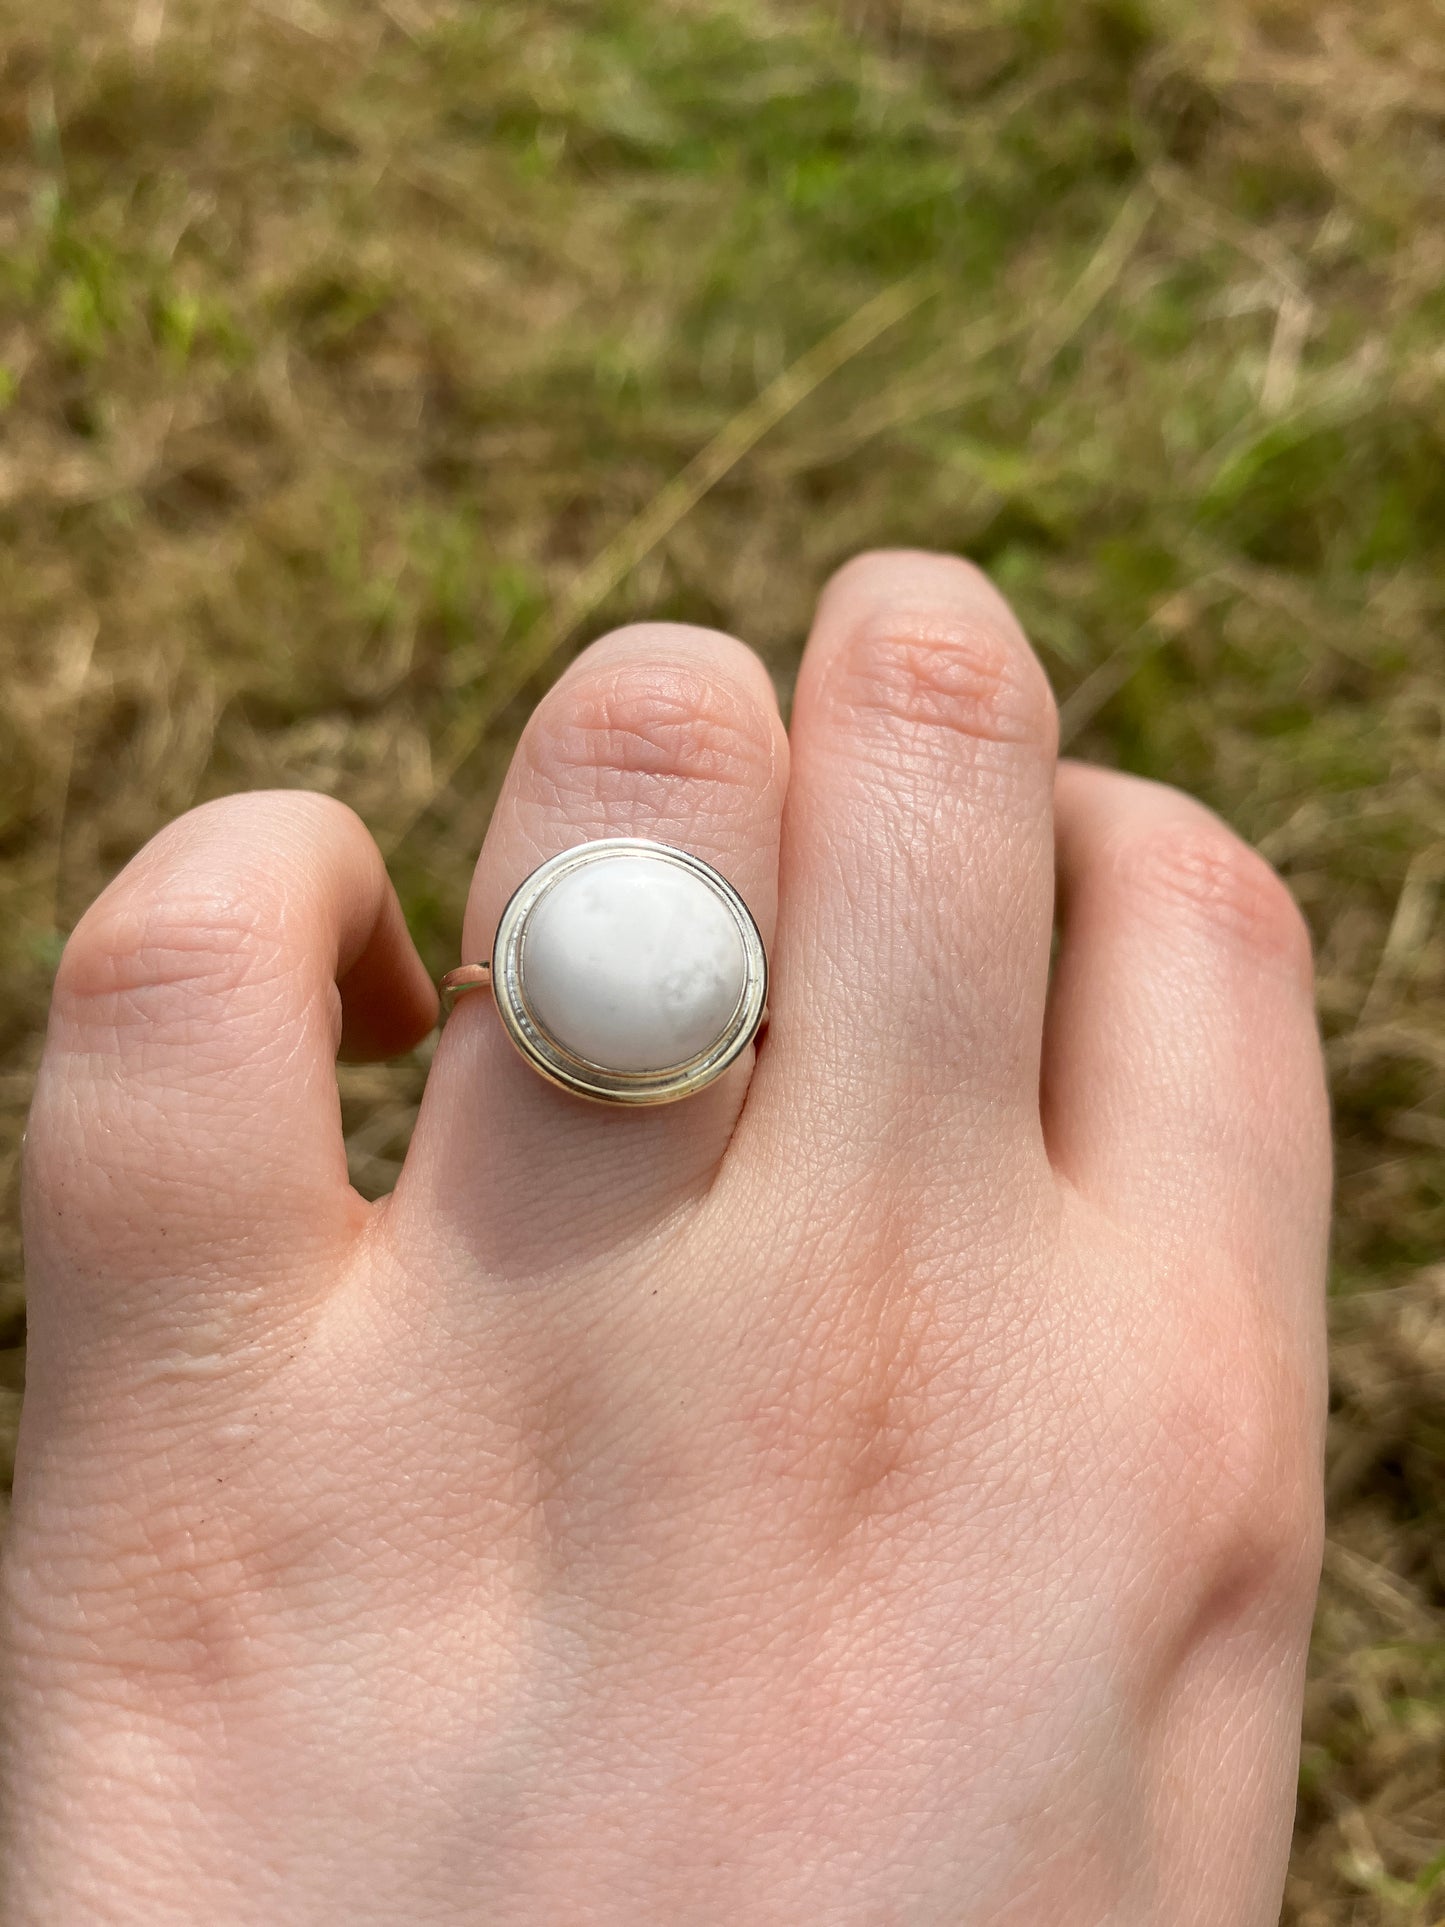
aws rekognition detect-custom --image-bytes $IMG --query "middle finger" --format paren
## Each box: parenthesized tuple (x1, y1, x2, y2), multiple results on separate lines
(736, 550, 1060, 1183)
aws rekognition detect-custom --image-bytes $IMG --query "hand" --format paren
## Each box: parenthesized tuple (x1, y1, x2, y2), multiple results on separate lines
(3, 551, 1330, 1924)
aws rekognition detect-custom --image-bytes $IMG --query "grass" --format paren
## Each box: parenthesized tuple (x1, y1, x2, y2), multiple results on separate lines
(1, 0, 1442, 1915)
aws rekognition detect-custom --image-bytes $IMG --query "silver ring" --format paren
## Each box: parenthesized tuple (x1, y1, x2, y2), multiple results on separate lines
(442, 838, 769, 1106)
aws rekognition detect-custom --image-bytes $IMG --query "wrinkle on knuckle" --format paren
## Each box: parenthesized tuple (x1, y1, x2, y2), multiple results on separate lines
(530, 661, 774, 801)
(747, 1249, 960, 1556)
(1144, 1304, 1323, 1634)
(829, 605, 1057, 759)
(5, 1460, 348, 1705)
(1121, 823, 1313, 977)
(54, 891, 289, 1034)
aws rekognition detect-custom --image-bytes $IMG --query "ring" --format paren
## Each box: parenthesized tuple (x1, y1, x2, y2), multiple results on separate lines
(441, 837, 769, 1106)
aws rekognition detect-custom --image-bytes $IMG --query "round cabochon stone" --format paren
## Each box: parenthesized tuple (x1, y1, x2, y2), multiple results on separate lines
(518, 851, 747, 1075)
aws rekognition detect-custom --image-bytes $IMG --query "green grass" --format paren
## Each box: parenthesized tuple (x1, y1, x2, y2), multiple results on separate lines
(2, 0, 1443, 1916)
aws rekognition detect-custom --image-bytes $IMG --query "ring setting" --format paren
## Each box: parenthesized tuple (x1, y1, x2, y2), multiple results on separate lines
(442, 838, 768, 1106)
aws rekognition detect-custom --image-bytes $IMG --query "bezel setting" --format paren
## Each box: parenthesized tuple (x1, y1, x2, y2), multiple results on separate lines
(489, 837, 768, 1106)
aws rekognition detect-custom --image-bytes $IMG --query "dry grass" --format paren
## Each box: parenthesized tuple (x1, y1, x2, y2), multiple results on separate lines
(1, 0, 1442, 1916)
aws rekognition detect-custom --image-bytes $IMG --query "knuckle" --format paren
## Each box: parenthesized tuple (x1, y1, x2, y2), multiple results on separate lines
(3, 1474, 329, 1706)
(833, 603, 1057, 757)
(54, 889, 282, 1031)
(743, 1262, 950, 1551)
(1147, 1304, 1324, 1628)
(50, 789, 362, 1033)
(1126, 821, 1312, 972)
(531, 658, 775, 799)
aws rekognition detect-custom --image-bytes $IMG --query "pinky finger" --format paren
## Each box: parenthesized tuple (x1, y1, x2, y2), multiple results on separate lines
(24, 791, 437, 1351)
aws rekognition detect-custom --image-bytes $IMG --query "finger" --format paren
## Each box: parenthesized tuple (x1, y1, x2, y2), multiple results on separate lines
(337, 882, 442, 1062)
(734, 550, 1059, 1185)
(1043, 762, 1331, 1289)
(397, 623, 788, 1272)
(24, 791, 436, 1336)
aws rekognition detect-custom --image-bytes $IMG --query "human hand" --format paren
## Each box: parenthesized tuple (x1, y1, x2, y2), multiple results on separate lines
(3, 551, 1330, 1924)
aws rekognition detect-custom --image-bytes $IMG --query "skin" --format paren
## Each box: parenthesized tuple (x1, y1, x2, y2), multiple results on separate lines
(1, 552, 1331, 1925)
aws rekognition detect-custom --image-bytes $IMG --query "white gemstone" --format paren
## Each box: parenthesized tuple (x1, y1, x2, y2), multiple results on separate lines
(518, 852, 747, 1075)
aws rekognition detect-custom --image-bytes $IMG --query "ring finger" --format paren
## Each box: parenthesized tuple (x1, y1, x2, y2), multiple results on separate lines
(395, 622, 789, 1277)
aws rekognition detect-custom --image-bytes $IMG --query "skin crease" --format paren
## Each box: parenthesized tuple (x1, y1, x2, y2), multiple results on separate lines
(1, 552, 1331, 1926)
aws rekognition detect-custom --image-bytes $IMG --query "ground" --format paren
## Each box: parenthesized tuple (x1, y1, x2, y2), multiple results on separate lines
(0, 0, 1442, 1918)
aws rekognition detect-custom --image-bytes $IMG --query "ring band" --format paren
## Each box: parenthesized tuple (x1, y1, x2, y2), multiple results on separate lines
(442, 837, 769, 1106)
